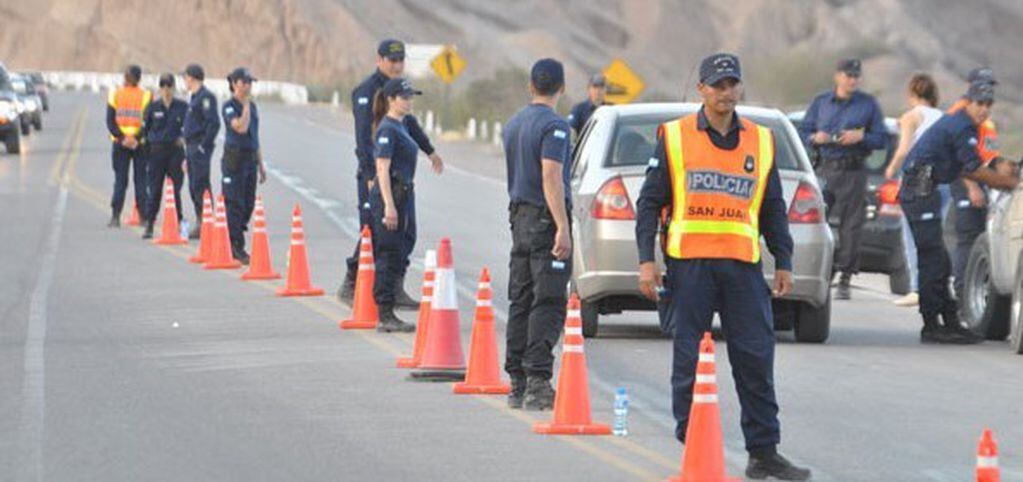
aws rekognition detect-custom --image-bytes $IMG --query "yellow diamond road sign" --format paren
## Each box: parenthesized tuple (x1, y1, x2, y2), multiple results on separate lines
(431, 45, 466, 84)
(602, 58, 644, 104)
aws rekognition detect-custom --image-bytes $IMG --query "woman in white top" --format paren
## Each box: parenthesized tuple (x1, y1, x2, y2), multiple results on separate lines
(885, 73, 942, 307)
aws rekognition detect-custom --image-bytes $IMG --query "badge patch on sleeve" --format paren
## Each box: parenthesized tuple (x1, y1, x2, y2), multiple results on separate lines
(358, 97, 369, 105)
(225, 106, 234, 115)
(648, 157, 659, 168)
(553, 130, 567, 139)
(202, 98, 210, 110)
(969, 137, 978, 146)
(378, 136, 389, 145)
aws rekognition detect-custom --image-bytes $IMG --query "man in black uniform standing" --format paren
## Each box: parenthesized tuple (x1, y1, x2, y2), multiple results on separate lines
(140, 73, 189, 239)
(567, 73, 607, 136)
(182, 63, 221, 238)
(337, 39, 442, 308)
(503, 58, 573, 411)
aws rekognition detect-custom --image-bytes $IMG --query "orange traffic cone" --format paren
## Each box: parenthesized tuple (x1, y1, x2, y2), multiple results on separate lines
(340, 226, 379, 329)
(977, 428, 1000, 482)
(396, 249, 437, 367)
(454, 267, 511, 394)
(124, 203, 142, 226)
(189, 190, 214, 263)
(153, 177, 187, 245)
(241, 196, 281, 280)
(667, 332, 740, 482)
(409, 238, 466, 381)
(203, 195, 242, 270)
(533, 294, 611, 435)
(276, 204, 324, 297)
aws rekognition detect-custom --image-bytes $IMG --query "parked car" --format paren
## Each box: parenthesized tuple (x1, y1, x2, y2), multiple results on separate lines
(25, 72, 48, 111)
(10, 73, 42, 132)
(570, 103, 834, 342)
(0, 63, 21, 153)
(788, 112, 911, 294)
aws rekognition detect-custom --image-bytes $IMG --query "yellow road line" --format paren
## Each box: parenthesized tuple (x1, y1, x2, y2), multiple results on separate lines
(48, 107, 85, 184)
(58, 107, 671, 480)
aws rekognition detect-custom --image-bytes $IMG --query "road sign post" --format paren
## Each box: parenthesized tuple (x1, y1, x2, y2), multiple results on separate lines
(431, 45, 467, 132)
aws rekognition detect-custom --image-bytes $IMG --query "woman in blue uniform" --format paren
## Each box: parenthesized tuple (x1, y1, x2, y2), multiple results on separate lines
(370, 78, 443, 332)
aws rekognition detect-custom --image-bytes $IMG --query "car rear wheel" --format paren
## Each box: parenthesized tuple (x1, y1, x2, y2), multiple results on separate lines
(962, 233, 1010, 340)
(794, 291, 831, 343)
(1009, 255, 1023, 354)
(20, 119, 30, 136)
(4, 131, 20, 154)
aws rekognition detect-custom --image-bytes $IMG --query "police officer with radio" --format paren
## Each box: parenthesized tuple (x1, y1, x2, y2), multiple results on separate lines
(183, 63, 220, 238)
(221, 67, 267, 264)
(900, 82, 1018, 345)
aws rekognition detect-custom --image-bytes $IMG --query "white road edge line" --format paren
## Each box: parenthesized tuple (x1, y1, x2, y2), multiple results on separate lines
(18, 185, 69, 481)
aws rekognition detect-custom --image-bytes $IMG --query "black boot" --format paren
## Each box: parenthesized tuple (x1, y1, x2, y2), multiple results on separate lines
(920, 316, 944, 344)
(835, 273, 851, 300)
(939, 311, 984, 344)
(232, 241, 250, 265)
(507, 375, 527, 409)
(188, 223, 201, 240)
(745, 450, 812, 481)
(377, 305, 415, 333)
(336, 270, 356, 305)
(394, 274, 420, 310)
(523, 376, 555, 411)
(108, 212, 121, 228)
(141, 221, 154, 239)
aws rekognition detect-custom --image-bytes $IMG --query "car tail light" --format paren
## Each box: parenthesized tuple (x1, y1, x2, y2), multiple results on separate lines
(877, 179, 902, 216)
(788, 181, 824, 224)
(591, 176, 635, 220)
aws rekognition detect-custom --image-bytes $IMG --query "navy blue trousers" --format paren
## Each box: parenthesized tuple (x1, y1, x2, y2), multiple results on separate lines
(144, 144, 185, 222)
(185, 142, 213, 221)
(369, 185, 416, 306)
(110, 143, 147, 216)
(665, 258, 780, 452)
(221, 148, 257, 248)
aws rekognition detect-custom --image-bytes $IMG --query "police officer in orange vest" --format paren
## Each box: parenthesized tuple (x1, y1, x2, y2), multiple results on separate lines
(105, 64, 152, 227)
(635, 54, 810, 481)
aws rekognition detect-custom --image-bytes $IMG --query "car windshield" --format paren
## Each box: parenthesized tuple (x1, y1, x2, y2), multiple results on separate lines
(605, 112, 802, 171)
(11, 79, 28, 94)
(863, 132, 897, 174)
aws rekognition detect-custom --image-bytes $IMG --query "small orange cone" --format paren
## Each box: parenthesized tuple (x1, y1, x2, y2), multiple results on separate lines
(977, 428, 1000, 482)
(454, 267, 511, 394)
(153, 177, 187, 245)
(340, 226, 379, 329)
(124, 203, 142, 226)
(667, 332, 740, 482)
(396, 249, 437, 367)
(203, 195, 242, 270)
(189, 190, 214, 264)
(534, 294, 611, 435)
(241, 196, 281, 280)
(276, 204, 324, 297)
(409, 238, 466, 381)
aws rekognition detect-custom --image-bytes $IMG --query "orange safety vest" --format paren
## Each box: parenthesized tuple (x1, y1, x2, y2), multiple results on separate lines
(948, 98, 999, 163)
(107, 86, 151, 139)
(661, 114, 774, 263)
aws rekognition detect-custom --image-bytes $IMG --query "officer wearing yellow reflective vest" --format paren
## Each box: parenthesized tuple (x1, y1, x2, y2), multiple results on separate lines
(105, 64, 152, 227)
(635, 54, 810, 481)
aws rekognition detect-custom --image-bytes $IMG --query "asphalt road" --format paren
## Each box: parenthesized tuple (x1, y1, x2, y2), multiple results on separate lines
(2, 92, 1021, 481)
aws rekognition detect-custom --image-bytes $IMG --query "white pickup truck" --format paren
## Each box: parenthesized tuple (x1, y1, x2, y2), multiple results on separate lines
(960, 186, 1023, 353)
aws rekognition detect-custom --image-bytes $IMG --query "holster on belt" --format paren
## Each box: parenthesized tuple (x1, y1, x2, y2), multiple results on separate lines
(904, 165, 935, 198)
(390, 175, 412, 206)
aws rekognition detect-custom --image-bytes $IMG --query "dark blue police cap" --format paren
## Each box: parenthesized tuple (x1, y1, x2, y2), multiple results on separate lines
(378, 39, 406, 61)
(836, 58, 862, 77)
(184, 63, 205, 81)
(382, 77, 422, 98)
(966, 81, 995, 103)
(968, 67, 997, 85)
(227, 67, 257, 83)
(530, 58, 565, 92)
(699, 53, 741, 85)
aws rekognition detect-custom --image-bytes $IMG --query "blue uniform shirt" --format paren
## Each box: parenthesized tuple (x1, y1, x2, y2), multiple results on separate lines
(141, 97, 188, 144)
(183, 85, 220, 148)
(503, 103, 572, 207)
(351, 70, 434, 178)
(222, 98, 259, 151)
(374, 116, 419, 182)
(635, 108, 793, 270)
(903, 110, 982, 184)
(798, 89, 887, 159)
(568, 99, 600, 135)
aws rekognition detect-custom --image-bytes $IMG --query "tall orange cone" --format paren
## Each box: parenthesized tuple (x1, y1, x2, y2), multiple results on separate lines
(241, 196, 281, 280)
(124, 203, 142, 226)
(203, 195, 242, 270)
(977, 428, 1000, 482)
(189, 190, 214, 263)
(276, 204, 324, 297)
(533, 294, 611, 435)
(454, 267, 511, 394)
(409, 238, 466, 381)
(153, 177, 187, 245)
(396, 249, 437, 367)
(340, 226, 379, 329)
(667, 332, 740, 482)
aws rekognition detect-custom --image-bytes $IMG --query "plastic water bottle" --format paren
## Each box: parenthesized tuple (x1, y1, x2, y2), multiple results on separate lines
(613, 387, 629, 436)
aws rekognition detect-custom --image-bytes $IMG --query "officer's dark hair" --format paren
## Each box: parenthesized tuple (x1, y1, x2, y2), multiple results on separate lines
(371, 89, 392, 134)
(908, 73, 938, 107)
(124, 65, 142, 86)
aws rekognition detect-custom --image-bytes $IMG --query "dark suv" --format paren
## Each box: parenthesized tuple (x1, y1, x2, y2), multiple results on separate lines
(789, 113, 910, 294)
(0, 63, 22, 154)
